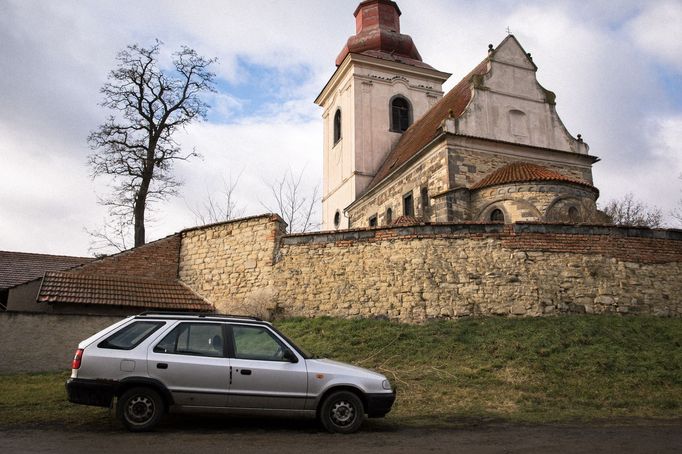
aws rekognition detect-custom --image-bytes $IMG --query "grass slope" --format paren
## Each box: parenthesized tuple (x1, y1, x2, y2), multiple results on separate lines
(278, 316, 682, 424)
(0, 316, 680, 427)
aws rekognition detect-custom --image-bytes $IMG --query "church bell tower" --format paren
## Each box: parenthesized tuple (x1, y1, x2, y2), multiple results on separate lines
(316, 0, 450, 230)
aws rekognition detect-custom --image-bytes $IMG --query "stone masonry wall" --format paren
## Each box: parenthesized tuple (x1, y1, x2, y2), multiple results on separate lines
(450, 145, 593, 188)
(471, 182, 597, 222)
(173, 215, 682, 322)
(348, 143, 449, 228)
(271, 224, 682, 322)
(178, 215, 285, 314)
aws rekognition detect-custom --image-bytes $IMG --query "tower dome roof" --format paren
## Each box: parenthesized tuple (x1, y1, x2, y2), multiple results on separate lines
(336, 0, 432, 69)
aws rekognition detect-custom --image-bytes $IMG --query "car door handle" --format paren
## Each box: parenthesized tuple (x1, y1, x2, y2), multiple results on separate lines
(156, 363, 168, 369)
(240, 369, 252, 375)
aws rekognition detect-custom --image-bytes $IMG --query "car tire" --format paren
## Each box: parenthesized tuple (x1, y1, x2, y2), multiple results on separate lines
(319, 390, 365, 434)
(116, 387, 164, 432)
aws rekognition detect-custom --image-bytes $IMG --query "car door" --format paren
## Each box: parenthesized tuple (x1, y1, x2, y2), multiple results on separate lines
(147, 322, 230, 407)
(227, 324, 308, 410)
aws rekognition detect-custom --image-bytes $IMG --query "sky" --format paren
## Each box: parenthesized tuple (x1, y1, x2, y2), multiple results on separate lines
(0, 0, 681, 256)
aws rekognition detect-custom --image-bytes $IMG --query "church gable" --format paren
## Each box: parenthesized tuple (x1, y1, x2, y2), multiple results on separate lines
(454, 35, 587, 155)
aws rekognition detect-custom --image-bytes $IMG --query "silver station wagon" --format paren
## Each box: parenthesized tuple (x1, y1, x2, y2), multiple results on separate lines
(66, 312, 396, 433)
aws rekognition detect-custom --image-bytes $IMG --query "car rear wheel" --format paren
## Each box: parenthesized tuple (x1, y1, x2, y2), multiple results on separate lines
(117, 387, 164, 432)
(319, 390, 365, 434)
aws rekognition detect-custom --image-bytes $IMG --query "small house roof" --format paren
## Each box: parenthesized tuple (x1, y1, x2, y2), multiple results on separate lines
(0, 251, 92, 289)
(37, 272, 212, 311)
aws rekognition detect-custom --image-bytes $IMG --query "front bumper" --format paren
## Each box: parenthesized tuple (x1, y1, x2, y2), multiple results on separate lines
(65, 378, 116, 408)
(365, 390, 396, 417)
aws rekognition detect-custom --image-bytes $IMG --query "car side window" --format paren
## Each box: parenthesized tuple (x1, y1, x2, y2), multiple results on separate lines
(98, 321, 164, 350)
(232, 325, 287, 361)
(154, 323, 224, 358)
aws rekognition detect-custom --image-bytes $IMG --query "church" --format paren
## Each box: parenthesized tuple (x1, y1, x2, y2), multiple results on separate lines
(317, 0, 602, 230)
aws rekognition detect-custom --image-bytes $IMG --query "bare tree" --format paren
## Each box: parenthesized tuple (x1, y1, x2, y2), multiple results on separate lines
(261, 168, 320, 234)
(88, 40, 216, 248)
(189, 172, 245, 225)
(601, 193, 663, 228)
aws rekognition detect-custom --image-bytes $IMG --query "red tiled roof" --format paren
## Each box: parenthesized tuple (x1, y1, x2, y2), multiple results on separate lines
(37, 272, 213, 311)
(366, 57, 490, 191)
(0, 251, 92, 289)
(470, 162, 595, 190)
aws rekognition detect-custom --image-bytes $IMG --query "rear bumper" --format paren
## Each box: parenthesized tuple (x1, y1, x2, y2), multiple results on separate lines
(365, 390, 396, 418)
(66, 378, 116, 408)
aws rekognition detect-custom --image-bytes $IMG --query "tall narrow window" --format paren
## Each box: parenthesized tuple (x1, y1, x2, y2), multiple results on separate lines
(490, 208, 504, 222)
(403, 192, 414, 217)
(391, 96, 411, 132)
(385, 207, 393, 225)
(333, 109, 342, 144)
(420, 187, 430, 218)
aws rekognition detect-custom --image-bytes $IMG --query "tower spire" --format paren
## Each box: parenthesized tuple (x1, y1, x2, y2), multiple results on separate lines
(335, 0, 427, 67)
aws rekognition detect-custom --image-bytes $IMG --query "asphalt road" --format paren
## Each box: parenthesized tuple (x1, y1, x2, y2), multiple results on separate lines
(2, 416, 680, 454)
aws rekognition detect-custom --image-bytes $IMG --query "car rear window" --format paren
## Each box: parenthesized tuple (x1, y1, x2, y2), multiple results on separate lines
(98, 321, 164, 350)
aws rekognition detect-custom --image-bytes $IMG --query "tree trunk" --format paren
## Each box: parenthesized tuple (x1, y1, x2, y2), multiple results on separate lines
(134, 172, 152, 247)
(133, 192, 146, 247)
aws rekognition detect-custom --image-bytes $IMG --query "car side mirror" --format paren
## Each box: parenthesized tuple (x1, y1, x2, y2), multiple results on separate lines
(283, 348, 298, 363)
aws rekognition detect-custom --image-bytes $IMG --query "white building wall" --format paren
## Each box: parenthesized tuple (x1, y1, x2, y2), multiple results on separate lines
(318, 55, 449, 230)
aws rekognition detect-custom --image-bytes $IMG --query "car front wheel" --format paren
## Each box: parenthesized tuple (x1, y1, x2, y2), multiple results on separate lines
(117, 387, 164, 432)
(319, 390, 365, 434)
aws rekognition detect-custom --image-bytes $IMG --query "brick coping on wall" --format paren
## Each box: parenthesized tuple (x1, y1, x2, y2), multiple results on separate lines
(283, 222, 682, 244)
(281, 222, 682, 264)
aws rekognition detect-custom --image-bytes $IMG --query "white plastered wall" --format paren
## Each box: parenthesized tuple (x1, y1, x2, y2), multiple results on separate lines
(456, 36, 588, 155)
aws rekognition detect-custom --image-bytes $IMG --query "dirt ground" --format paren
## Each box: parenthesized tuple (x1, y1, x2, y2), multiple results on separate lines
(1, 416, 681, 454)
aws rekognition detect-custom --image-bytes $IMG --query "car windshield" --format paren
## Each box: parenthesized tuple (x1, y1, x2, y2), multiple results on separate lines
(271, 326, 313, 359)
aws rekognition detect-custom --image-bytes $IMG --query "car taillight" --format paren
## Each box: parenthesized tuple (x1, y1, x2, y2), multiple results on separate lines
(72, 348, 83, 369)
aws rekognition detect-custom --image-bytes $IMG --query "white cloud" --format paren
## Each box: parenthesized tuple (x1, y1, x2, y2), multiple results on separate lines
(627, 0, 682, 72)
(0, 0, 681, 255)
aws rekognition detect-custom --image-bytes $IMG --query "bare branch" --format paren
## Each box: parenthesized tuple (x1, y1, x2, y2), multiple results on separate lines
(260, 167, 321, 234)
(188, 170, 245, 225)
(600, 193, 663, 228)
(88, 41, 215, 247)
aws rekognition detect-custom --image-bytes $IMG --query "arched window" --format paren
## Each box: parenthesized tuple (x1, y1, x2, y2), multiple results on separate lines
(333, 109, 342, 144)
(333, 210, 341, 228)
(568, 206, 579, 221)
(391, 96, 411, 132)
(490, 208, 504, 222)
(385, 207, 393, 225)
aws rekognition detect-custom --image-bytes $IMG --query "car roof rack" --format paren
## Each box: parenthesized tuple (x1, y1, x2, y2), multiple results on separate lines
(136, 311, 263, 322)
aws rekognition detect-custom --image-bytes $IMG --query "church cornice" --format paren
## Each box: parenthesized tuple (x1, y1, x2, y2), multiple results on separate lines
(315, 52, 450, 106)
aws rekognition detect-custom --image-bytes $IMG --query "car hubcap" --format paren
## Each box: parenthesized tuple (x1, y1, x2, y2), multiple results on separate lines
(330, 400, 355, 426)
(126, 396, 154, 424)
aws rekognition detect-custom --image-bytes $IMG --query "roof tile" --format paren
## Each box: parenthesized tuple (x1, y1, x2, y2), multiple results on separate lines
(0, 251, 92, 289)
(37, 272, 212, 311)
(470, 162, 595, 190)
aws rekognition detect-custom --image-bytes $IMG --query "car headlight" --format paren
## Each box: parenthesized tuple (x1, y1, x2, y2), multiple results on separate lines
(382, 379, 392, 390)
